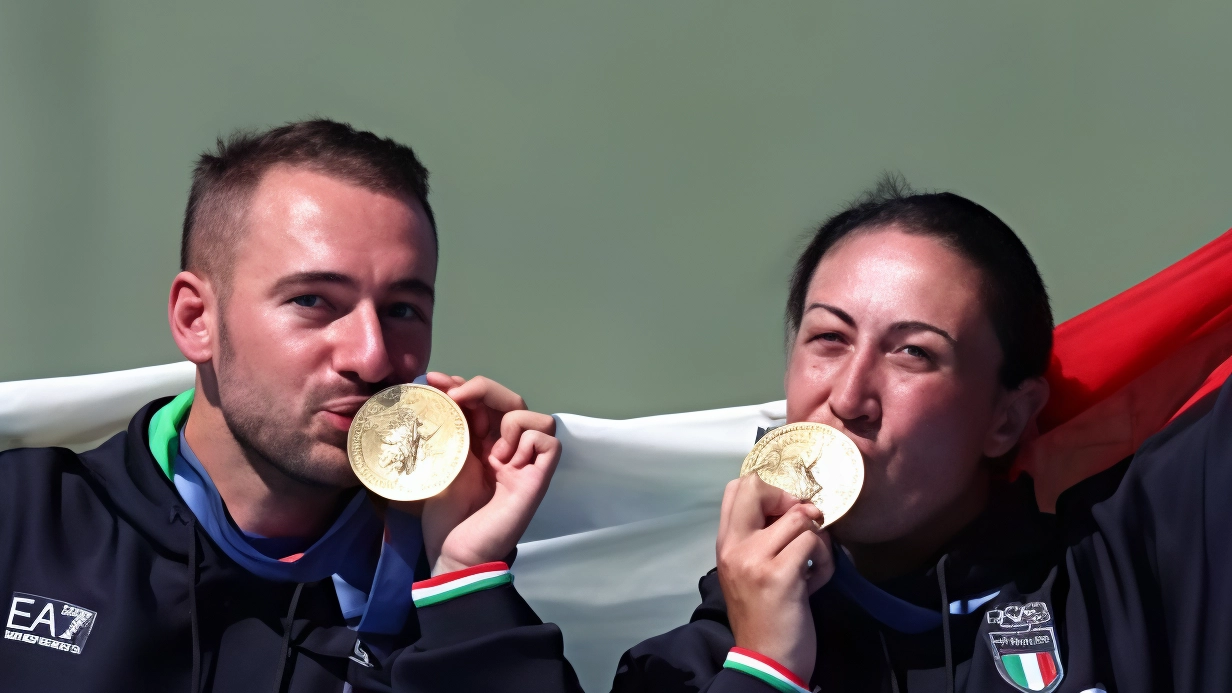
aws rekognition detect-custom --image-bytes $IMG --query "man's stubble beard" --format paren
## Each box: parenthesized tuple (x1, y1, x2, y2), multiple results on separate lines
(215, 319, 359, 490)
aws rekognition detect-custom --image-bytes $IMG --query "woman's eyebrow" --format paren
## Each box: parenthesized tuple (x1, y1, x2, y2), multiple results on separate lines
(805, 302, 855, 326)
(806, 303, 956, 344)
(891, 320, 956, 345)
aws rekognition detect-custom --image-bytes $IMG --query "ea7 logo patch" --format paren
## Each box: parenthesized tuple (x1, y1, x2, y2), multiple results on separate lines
(5, 593, 97, 655)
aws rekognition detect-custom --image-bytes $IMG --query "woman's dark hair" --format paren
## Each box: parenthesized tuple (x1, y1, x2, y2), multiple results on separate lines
(787, 174, 1053, 389)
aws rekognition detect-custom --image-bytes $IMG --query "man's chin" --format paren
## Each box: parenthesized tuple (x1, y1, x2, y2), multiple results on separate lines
(282, 464, 361, 490)
(311, 421, 350, 450)
(272, 443, 361, 490)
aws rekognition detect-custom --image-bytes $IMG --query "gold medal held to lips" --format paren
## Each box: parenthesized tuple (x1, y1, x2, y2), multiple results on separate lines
(347, 384, 470, 501)
(739, 422, 864, 528)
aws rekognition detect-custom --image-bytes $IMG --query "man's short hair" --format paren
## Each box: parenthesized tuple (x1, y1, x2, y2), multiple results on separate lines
(787, 174, 1054, 389)
(181, 118, 436, 292)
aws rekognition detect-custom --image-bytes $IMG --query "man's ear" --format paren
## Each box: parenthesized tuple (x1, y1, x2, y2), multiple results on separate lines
(168, 271, 219, 365)
(983, 376, 1050, 459)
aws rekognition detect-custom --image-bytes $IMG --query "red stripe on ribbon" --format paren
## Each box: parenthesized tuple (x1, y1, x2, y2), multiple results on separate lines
(729, 647, 808, 689)
(411, 561, 508, 589)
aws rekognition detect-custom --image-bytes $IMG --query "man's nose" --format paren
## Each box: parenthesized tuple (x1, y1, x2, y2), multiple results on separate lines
(333, 304, 394, 385)
(828, 348, 881, 431)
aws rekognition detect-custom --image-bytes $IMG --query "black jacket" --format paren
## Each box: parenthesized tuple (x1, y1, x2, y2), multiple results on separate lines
(613, 378, 1232, 693)
(0, 398, 584, 692)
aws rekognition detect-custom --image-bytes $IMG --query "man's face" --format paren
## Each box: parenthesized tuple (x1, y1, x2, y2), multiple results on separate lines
(784, 226, 1005, 545)
(213, 166, 436, 488)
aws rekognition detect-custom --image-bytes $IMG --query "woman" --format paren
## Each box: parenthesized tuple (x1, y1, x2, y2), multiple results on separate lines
(613, 178, 1232, 693)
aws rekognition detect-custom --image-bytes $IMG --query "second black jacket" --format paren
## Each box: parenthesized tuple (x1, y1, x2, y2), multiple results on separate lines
(613, 377, 1232, 693)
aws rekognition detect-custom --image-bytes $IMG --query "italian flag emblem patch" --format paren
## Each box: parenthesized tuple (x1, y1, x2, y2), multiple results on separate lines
(988, 625, 1065, 693)
(1000, 650, 1060, 691)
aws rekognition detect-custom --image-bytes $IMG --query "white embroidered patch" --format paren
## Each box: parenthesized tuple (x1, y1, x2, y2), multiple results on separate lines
(4, 593, 97, 655)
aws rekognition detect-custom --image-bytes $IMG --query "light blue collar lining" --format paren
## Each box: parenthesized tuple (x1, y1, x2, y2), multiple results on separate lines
(173, 428, 422, 635)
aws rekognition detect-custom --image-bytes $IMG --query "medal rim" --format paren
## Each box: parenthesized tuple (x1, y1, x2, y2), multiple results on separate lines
(346, 382, 471, 501)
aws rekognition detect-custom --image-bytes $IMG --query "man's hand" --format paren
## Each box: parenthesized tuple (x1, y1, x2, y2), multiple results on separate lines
(717, 475, 834, 684)
(412, 373, 560, 576)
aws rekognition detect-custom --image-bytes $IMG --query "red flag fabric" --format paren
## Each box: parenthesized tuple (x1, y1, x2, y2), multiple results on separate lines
(1017, 229, 1232, 511)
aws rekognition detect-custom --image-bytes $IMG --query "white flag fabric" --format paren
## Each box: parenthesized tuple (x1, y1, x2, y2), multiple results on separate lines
(0, 362, 783, 692)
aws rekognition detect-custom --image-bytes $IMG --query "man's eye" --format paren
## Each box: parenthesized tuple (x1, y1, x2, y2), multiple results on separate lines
(387, 303, 421, 320)
(291, 295, 321, 308)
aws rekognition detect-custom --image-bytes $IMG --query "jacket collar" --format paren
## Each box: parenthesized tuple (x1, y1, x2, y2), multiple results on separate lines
(857, 475, 1057, 619)
(71, 396, 196, 559)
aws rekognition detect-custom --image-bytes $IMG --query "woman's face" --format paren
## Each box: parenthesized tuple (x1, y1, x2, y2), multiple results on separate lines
(785, 226, 1031, 546)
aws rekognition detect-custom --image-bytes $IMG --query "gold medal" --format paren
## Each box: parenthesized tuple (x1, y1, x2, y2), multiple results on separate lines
(347, 384, 470, 501)
(739, 422, 864, 527)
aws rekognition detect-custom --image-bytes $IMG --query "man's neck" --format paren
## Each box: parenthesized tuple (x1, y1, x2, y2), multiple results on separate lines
(842, 472, 992, 584)
(182, 393, 345, 540)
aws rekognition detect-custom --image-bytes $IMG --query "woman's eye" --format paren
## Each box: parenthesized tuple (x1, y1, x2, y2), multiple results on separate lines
(815, 332, 843, 343)
(291, 295, 321, 308)
(903, 344, 930, 360)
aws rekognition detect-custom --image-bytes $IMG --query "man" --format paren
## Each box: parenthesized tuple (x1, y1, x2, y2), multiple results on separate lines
(0, 119, 584, 691)
(613, 179, 1232, 692)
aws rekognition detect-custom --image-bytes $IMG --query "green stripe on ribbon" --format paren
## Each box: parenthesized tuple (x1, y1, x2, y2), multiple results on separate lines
(723, 661, 799, 693)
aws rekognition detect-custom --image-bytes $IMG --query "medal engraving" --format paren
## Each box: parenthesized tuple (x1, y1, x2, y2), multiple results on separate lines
(347, 384, 470, 501)
(739, 422, 864, 527)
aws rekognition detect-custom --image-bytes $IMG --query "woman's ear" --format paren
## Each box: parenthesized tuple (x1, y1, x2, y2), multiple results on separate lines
(168, 271, 219, 365)
(984, 376, 1050, 459)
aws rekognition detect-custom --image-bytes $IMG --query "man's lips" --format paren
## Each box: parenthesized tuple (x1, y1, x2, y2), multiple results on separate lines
(319, 396, 372, 431)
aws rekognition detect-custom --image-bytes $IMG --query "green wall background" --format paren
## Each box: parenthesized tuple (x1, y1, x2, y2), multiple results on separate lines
(2, 1, 1230, 419)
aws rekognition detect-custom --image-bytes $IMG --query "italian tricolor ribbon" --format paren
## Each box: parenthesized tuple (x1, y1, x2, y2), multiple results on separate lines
(411, 561, 512, 607)
(723, 647, 811, 693)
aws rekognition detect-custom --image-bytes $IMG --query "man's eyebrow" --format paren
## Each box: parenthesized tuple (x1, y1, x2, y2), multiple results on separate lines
(389, 278, 436, 301)
(805, 303, 856, 326)
(271, 271, 356, 293)
(270, 272, 435, 301)
(891, 320, 957, 345)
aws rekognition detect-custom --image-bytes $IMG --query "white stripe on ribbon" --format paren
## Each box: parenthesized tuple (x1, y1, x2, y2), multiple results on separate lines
(411, 569, 507, 601)
(725, 651, 810, 693)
